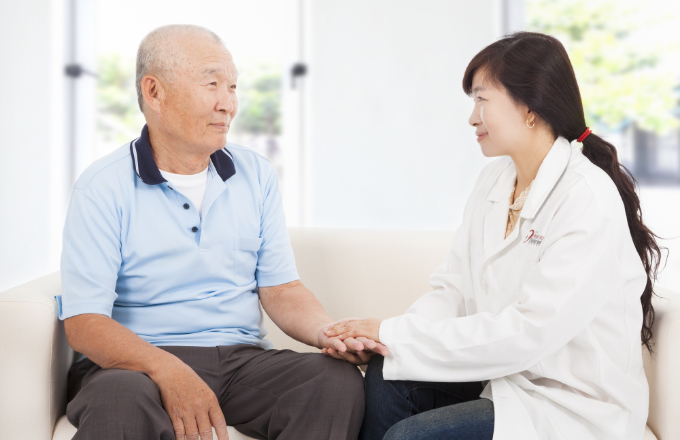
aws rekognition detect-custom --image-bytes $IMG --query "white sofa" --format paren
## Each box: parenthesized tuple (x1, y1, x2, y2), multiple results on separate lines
(0, 228, 675, 439)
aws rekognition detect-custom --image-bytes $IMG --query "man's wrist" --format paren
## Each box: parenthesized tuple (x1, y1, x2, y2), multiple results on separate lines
(145, 349, 183, 381)
(314, 321, 334, 348)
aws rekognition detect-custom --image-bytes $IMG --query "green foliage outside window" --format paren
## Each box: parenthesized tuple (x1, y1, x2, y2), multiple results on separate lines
(525, 0, 680, 134)
(231, 64, 282, 137)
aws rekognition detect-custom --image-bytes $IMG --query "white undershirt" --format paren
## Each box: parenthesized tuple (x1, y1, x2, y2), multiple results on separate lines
(159, 167, 209, 218)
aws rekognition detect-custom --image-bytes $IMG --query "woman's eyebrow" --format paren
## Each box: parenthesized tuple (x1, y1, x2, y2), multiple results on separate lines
(472, 85, 486, 93)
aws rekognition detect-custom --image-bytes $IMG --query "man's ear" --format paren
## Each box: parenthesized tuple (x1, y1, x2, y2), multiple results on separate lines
(140, 75, 164, 113)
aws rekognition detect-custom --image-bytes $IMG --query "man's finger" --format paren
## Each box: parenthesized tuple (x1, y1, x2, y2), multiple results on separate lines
(196, 411, 214, 440)
(182, 414, 200, 440)
(330, 337, 348, 353)
(355, 350, 373, 364)
(171, 416, 186, 440)
(343, 337, 365, 352)
(338, 349, 362, 365)
(209, 406, 229, 440)
(356, 337, 376, 350)
(326, 348, 346, 361)
(372, 342, 390, 356)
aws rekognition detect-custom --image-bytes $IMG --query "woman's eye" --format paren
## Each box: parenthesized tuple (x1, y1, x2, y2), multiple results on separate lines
(209, 82, 217, 86)
(476, 96, 484, 102)
(231, 84, 237, 89)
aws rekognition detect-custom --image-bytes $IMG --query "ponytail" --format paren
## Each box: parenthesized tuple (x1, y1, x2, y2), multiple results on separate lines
(581, 134, 663, 353)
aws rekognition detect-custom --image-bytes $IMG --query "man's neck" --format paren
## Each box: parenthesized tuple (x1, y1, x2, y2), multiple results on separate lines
(148, 126, 212, 175)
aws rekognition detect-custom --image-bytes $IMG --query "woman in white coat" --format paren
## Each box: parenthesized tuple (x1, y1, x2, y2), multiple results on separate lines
(323, 32, 663, 440)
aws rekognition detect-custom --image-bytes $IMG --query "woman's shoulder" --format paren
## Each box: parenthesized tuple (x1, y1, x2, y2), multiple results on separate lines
(562, 148, 625, 216)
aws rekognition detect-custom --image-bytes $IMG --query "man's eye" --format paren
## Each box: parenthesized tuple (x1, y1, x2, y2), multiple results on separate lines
(231, 84, 237, 89)
(209, 82, 217, 86)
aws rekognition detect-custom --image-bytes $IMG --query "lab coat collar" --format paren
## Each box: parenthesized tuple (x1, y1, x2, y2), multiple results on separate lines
(481, 137, 571, 261)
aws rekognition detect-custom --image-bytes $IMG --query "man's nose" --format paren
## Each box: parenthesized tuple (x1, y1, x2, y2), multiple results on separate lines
(217, 87, 235, 113)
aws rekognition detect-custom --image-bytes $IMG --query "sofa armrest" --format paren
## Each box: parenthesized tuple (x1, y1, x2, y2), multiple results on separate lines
(0, 272, 73, 440)
(644, 286, 680, 440)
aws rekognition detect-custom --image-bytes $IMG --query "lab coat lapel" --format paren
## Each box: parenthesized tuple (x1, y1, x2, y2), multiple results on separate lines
(483, 161, 516, 259)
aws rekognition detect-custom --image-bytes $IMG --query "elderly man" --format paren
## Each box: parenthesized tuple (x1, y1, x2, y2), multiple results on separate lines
(58, 25, 384, 440)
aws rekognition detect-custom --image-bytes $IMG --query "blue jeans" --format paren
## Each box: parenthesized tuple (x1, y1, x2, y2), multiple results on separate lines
(360, 355, 494, 440)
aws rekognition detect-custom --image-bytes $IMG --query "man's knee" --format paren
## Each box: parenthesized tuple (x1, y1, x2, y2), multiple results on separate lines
(69, 368, 163, 419)
(312, 355, 365, 406)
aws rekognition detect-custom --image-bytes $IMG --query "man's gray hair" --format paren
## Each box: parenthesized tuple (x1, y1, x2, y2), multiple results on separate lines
(136, 24, 224, 112)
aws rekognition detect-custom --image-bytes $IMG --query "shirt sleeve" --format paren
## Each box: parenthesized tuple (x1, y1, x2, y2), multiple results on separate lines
(379, 189, 647, 382)
(57, 186, 122, 319)
(254, 165, 299, 287)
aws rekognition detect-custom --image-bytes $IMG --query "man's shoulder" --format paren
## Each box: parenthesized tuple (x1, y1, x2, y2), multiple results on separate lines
(225, 142, 276, 178)
(226, 142, 271, 164)
(74, 143, 133, 192)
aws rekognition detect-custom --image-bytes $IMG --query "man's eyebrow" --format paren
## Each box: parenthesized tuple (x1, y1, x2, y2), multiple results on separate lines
(201, 66, 224, 76)
(200, 66, 239, 80)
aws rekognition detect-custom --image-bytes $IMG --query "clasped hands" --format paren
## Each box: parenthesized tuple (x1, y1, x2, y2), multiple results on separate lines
(317, 318, 388, 365)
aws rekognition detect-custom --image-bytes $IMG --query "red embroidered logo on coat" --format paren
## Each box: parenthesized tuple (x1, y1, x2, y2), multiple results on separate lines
(523, 229, 545, 246)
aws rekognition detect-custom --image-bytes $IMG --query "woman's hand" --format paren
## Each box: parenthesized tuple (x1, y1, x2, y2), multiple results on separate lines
(323, 318, 383, 346)
(321, 318, 389, 364)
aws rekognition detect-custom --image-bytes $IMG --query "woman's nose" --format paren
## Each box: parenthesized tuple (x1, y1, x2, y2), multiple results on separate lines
(469, 105, 481, 127)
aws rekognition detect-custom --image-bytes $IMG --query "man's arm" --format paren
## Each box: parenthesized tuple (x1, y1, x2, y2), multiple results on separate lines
(258, 280, 388, 364)
(64, 314, 230, 440)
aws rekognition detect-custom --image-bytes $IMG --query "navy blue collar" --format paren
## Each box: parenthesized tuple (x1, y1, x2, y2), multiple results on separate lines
(130, 125, 236, 185)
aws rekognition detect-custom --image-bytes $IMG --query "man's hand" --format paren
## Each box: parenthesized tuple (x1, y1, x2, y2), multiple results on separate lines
(319, 319, 389, 365)
(150, 358, 229, 440)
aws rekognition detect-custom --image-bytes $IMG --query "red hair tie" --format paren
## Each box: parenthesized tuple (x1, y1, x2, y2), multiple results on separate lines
(577, 127, 592, 143)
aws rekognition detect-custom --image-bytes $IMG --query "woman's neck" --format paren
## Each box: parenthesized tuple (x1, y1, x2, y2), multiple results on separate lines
(509, 131, 556, 199)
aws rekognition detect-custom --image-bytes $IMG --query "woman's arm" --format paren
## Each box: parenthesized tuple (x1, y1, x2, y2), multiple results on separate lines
(326, 191, 646, 382)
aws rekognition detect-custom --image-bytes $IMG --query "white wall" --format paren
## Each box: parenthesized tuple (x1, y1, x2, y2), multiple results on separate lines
(0, 0, 67, 291)
(284, 0, 497, 230)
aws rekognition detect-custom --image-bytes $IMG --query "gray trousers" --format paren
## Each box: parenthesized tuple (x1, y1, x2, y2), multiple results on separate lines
(66, 345, 365, 440)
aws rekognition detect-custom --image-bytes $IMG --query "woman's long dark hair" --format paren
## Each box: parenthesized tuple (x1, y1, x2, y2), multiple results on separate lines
(462, 31, 663, 353)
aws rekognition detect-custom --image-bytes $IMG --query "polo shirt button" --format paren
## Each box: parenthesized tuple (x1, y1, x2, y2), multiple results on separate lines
(191, 226, 198, 233)
(183, 203, 190, 209)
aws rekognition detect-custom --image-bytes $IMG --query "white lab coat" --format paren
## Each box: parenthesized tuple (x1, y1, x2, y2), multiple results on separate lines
(379, 137, 649, 440)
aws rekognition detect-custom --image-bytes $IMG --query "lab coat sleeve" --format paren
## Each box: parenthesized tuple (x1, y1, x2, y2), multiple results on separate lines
(379, 188, 645, 382)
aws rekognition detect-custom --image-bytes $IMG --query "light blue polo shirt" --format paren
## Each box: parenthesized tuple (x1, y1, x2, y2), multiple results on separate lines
(57, 125, 299, 349)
